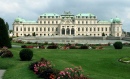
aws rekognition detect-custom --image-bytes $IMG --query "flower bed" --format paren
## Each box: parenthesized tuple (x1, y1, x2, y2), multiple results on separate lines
(29, 58, 89, 79)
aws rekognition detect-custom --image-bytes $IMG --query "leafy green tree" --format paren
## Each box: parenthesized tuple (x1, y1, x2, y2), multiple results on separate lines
(5, 22, 9, 30)
(0, 18, 12, 48)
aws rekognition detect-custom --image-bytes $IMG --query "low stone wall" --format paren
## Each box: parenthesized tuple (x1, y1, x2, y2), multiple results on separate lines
(122, 37, 130, 41)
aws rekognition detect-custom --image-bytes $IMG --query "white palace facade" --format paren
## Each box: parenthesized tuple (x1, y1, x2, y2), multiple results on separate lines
(13, 12, 122, 37)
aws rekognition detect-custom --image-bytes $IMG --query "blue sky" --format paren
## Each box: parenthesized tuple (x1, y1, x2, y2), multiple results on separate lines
(0, 0, 130, 32)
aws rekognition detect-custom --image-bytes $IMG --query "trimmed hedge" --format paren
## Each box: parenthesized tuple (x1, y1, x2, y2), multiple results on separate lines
(19, 48, 33, 61)
(113, 41, 123, 49)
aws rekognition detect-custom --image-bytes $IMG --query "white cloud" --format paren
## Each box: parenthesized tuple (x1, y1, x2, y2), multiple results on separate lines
(0, 0, 130, 32)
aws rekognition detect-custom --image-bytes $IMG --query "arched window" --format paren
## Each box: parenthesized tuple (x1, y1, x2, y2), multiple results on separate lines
(66, 28, 70, 35)
(62, 28, 65, 35)
(71, 28, 75, 35)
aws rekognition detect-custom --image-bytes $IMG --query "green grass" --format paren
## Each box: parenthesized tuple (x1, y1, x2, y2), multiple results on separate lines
(0, 47, 130, 79)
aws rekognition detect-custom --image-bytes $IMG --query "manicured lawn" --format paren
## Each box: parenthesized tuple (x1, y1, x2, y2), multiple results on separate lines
(0, 47, 130, 79)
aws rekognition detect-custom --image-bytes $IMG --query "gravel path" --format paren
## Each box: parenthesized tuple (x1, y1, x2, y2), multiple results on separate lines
(0, 70, 5, 79)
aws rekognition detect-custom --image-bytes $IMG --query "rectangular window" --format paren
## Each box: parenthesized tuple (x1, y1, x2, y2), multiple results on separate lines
(24, 28, 26, 31)
(56, 27, 58, 31)
(36, 28, 38, 31)
(32, 28, 34, 31)
(40, 16, 42, 18)
(94, 28, 96, 31)
(44, 28, 46, 31)
(48, 28, 50, 31)
(106, 28, 107, 31)
(90, 28, 92, 31)
(28, 28, 30, 31)
(40, 21, 42, 24)
(98, 28, 100, 31)
(102, 28, 103, 31)
(86, 28, 88, 31)
(82, 28, 84, 31)
(40, 28, 42, 31)
(86, 21, 88, 24)
(78, 21, 80, 24)
(56, 21, 58, 24)
(44, 21, 46, 24)
(78, 28, 80, 31)
(56, 16, 58, 18)
(82, 21, 84, 24)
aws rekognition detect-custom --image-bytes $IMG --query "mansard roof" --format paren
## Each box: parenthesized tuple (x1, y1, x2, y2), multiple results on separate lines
(98, 21, 111, 24)
(76, 13, 95, 16)
(14, 17, 37, 23)
(40, 13, 60, 16)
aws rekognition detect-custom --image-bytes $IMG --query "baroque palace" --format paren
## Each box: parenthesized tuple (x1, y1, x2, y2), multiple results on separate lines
(13, 12, 122, 37)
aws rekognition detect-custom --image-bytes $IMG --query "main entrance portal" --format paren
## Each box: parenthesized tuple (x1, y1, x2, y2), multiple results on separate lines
(61, 28, 75, 35)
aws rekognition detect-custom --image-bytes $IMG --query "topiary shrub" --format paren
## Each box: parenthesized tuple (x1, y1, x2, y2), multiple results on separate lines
(113, 41, 123, 49)
(19, 48, 33, 61)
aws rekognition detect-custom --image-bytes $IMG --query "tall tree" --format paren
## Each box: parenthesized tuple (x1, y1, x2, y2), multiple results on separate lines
(0, 18, 12, 48)
(5, 22, 9, 30)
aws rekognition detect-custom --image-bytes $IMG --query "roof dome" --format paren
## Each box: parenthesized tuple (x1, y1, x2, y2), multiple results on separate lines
(115, 17, 121, 23)
(15, 17, 25, 22)
(111, 17, 121, 23)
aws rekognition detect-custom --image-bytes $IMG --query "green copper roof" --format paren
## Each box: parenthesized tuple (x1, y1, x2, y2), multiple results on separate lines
(98, 21, 111, 24)
(110, 17, 121, 23)
(76, 13, 95, 16)
(15, 17, 37, 24)
(15, 18, 25, 22)
(40, 13, 60, 16)
(23, 21, 37, 23)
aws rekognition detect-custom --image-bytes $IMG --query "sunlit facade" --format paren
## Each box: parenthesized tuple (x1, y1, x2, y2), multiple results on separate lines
(13, 12, 122, 37)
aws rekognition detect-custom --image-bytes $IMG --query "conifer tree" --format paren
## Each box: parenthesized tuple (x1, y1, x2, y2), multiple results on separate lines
(0, 18, 12, 48)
